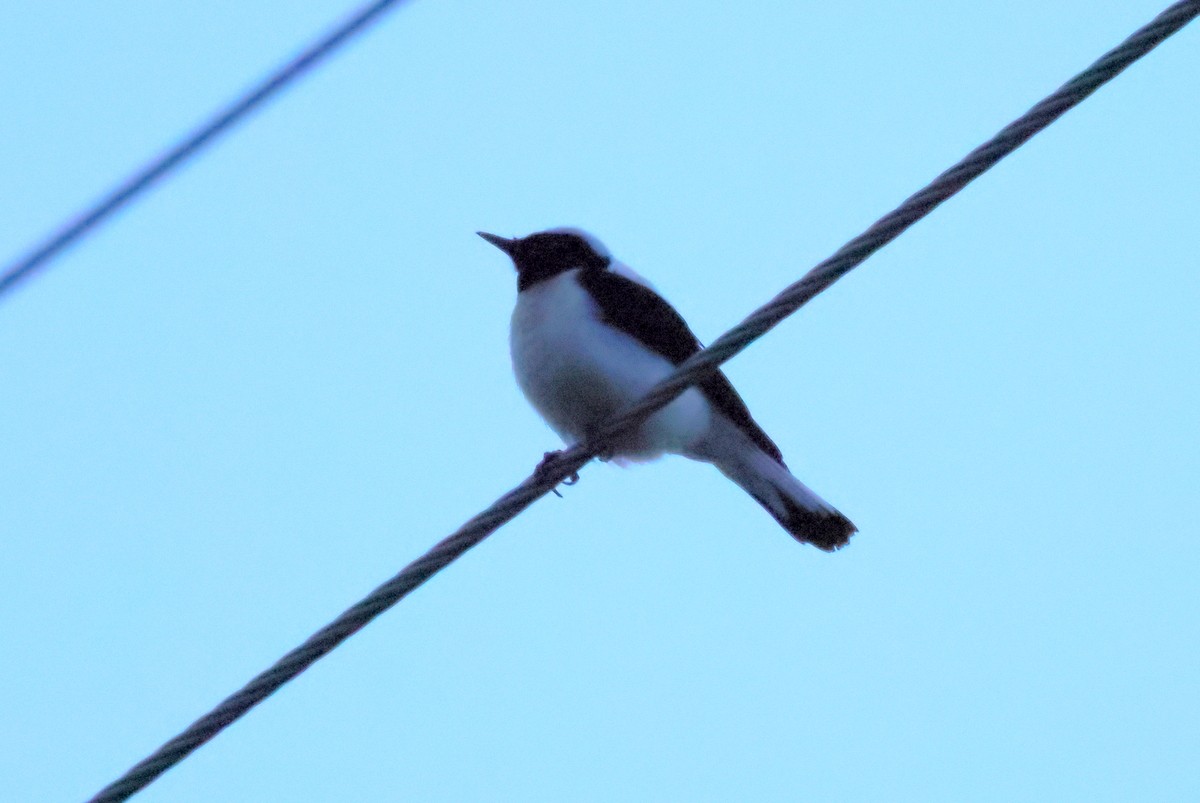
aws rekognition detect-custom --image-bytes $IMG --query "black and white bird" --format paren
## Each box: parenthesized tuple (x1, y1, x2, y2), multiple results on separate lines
(479, 227, 855, 551)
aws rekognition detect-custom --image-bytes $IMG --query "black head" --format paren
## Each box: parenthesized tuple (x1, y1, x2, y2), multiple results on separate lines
(478, 228, 612, 291)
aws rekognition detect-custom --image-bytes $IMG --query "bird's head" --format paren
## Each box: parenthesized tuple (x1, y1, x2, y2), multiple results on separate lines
(478, 227, 612, 290)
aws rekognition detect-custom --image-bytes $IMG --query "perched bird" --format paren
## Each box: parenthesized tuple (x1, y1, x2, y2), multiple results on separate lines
(479, 227, 855, 551)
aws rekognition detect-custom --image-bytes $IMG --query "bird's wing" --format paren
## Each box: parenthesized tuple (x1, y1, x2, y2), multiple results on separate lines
(578, 269, 784, 463)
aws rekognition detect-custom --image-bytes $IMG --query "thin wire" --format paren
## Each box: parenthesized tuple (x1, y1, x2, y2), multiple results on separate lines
(86, 2, 1199, 801)
(0, 0, 412, 301)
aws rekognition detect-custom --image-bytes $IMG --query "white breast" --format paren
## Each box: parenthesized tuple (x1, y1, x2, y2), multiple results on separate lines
(509, 269, 710, 460)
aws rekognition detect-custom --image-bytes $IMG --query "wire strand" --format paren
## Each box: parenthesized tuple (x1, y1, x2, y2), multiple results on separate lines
(0, 0, 412, 301)
(86, 2, 1199, 801)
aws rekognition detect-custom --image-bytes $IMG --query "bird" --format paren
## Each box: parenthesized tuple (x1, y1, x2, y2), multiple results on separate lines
(478, 227, 855, 551)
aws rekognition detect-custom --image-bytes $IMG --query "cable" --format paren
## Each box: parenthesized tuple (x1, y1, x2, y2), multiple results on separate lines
(0, 0, 412, 301)
(86, 2, 1199, 801)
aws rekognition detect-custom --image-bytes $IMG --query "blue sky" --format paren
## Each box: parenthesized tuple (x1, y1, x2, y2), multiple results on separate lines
(2, 2, 1197, 800)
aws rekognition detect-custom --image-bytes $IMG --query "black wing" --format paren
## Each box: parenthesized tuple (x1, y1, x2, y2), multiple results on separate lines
(578, 269, 784, 463)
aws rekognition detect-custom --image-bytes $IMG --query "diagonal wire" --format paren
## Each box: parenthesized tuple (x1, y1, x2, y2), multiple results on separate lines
(0, 0, 413, 301)
(86, 2, 1199, 801)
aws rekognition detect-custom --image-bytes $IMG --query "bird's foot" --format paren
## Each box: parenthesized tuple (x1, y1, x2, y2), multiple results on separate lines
(536, 450, 579, 498)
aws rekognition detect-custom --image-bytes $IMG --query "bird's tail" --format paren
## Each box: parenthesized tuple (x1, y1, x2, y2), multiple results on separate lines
(712, 445, 856, 551)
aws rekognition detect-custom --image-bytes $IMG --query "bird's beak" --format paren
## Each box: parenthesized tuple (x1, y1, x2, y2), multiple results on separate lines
(477, 231, 518, 256)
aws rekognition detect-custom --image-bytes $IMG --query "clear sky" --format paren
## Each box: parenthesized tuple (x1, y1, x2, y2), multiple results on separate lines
(2, 2, 1197, 801)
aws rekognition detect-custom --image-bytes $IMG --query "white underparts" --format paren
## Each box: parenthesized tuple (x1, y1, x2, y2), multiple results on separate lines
(509, 269, 711, 460)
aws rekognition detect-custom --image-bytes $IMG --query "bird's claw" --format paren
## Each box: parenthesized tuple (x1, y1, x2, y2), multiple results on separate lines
(536, 450, 580, 498)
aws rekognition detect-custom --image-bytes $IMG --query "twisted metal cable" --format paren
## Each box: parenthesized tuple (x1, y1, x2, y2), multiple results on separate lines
(0, 0, 412, 301)
(87, 2, 1199, 801)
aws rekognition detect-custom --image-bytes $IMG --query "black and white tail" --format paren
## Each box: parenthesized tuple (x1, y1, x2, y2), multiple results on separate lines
(712, 444, 856, 551)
